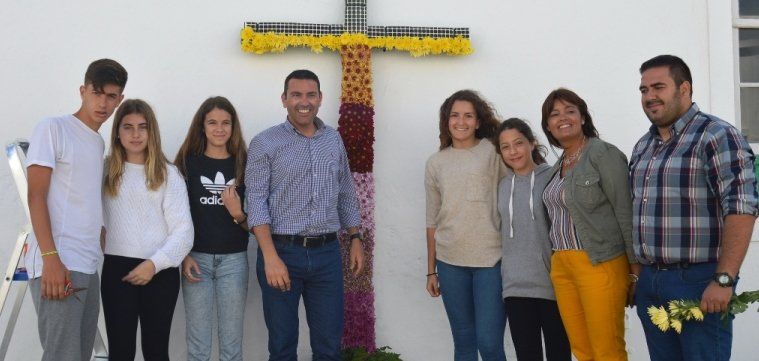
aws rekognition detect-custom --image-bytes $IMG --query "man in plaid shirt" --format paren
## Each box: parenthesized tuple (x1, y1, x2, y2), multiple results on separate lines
(630, 54, 758, 361)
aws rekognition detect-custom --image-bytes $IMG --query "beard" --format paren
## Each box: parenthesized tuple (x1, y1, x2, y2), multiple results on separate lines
(644, 92, 685, 129)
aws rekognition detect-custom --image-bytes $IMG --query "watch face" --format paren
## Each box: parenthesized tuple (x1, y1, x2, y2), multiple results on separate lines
(718, 274, 730, 284)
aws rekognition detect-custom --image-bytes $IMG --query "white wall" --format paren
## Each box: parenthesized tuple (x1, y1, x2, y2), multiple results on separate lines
(0, 1, 755, 360)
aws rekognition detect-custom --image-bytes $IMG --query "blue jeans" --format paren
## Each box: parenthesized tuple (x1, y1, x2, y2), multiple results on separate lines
(257, 239, 343, 361)
(635, 262, 733, 361)
(182, 251, 249, 361)
(437, 260, 506, 361)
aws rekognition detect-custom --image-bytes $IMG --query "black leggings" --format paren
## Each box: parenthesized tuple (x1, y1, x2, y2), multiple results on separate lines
(101, 254, 179, 361)
(504, 297, 571, 361)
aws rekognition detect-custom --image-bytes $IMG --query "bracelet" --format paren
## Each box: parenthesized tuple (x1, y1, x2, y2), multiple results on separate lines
(628, 273, 639, 283)
(233, 212, 248, 225)
(40, 250, 58, 257)
(426, 272, 438, 277)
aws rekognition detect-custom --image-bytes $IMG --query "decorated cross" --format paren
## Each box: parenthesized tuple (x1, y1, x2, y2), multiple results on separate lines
(241, 0, 472, 351)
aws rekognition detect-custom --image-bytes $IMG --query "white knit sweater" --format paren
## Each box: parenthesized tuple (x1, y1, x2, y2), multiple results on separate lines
(103, 162, 194, 272)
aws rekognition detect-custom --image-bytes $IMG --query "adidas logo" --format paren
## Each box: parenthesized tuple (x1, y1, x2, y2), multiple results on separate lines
(200, 172, 235, 205)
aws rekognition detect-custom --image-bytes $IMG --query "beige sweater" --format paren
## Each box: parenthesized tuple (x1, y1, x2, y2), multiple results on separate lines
(425, 139, 505, 267)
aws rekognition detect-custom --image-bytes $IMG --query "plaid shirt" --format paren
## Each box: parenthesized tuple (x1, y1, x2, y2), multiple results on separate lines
(245, 117, 361, 235)
(629, 103, 758, 264)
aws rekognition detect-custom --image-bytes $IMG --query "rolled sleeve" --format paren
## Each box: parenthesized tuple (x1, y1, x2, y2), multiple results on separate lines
(704, 125, 759, 217)
(245, 136, 273, 227)
(336, 138, 361, 229)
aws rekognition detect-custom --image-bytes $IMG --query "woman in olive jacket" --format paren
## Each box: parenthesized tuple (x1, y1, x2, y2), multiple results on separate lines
(539, 88, 639, 361)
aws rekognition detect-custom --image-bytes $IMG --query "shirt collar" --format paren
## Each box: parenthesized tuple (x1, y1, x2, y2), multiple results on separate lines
(282, 116, 325, 137)
(647, 102, 700, 139)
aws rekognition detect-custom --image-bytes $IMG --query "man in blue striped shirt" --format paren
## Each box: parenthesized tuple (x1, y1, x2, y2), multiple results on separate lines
(630, 55, 758, 361)
(245, 69, 365, 361)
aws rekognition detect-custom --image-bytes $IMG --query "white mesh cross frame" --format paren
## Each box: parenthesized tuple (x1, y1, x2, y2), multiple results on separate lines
(245, 0, 469, 39)
(246, 22, 345, 36)
(367, 26, 469, 38)
(245, 21, 470, 39)
(345, 1, 367, 33)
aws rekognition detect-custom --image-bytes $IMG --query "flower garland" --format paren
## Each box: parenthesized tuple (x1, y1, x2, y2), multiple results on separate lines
(647, 290, 759, 333)
(241, 27, 473, 57)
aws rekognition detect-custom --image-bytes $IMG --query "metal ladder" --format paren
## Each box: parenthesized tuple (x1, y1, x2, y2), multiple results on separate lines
(0, 140, 108, 360)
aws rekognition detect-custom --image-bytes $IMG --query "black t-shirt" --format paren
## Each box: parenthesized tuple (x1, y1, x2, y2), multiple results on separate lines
(185, 154, 249, 254)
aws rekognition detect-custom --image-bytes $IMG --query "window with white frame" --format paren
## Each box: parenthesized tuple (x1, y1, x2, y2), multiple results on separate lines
(737, 0, 759, 141)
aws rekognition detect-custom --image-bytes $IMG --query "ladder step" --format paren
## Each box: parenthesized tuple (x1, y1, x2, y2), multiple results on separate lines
(12, 269, 27, 281)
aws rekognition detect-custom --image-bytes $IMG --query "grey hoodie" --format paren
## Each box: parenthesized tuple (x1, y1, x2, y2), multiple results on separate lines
(498, 162, 555, 300)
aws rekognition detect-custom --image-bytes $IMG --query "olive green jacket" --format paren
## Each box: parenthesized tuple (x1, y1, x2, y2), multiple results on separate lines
(548, 137, 635, 265)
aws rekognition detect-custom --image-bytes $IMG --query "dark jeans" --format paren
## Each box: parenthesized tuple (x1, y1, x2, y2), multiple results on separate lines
(635, 262, 733, 361)
(504, 297, 571, 361)
(256, 239, 343, 361)
(437, 260, 506, 361)
(101, 254, 180, 361)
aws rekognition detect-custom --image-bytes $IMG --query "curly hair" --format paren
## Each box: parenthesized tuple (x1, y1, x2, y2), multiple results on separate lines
(438, 90, 500, 150)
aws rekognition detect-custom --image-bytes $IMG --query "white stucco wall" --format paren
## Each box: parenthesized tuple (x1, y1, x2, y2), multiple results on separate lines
(0, 1, 755, 360)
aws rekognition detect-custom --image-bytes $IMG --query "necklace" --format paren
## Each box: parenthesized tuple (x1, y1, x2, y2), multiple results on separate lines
(562, 137, 586, 166)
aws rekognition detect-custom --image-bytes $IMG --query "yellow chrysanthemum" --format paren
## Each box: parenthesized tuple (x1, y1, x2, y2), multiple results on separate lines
(670, 318, 683, 334)
(240, 28, 473, 57)
(689, 307, 704, 321)
(648, 306, 670, 332)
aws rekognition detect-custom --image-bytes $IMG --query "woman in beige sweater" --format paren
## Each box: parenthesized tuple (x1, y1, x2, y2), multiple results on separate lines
(425, 90, 506, 361)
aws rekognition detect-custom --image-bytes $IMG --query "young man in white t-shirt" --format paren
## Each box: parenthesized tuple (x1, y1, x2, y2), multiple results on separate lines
(25, 58, 127, 361)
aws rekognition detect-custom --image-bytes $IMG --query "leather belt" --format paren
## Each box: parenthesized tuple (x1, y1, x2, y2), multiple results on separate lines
(271, 233, 337, 248)
(647, 261, 692, 271)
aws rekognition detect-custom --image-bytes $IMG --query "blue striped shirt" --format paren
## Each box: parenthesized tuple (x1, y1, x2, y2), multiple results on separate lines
(629, 103, 758, 264)
(245, 118, 361, 235)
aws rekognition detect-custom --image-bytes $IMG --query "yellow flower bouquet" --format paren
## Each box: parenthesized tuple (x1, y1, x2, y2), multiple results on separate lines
(647, 290, 759, 333)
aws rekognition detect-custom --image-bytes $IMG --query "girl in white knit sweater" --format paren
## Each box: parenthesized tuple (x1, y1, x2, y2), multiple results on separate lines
(101, 99, 193, 361)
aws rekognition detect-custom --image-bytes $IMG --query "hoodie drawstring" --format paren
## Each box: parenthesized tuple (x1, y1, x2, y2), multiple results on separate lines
(509, 170, 535, 238)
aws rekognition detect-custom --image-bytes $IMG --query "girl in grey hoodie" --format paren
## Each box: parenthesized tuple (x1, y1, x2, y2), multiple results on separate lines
(495, 118, 571, 361)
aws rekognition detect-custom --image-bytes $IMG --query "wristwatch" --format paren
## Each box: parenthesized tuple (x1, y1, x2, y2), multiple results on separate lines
(628, 273, 639, 283)
(712, 272, 736, 288)
(349, 232, 363, 242)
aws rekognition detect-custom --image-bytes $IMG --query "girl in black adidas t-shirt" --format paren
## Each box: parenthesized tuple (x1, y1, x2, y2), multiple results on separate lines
(174, 96, 249, 360)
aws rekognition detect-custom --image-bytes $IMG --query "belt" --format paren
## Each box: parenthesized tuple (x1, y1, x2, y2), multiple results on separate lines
(646, 261, 692, 271)
(271, 233, 337, 248)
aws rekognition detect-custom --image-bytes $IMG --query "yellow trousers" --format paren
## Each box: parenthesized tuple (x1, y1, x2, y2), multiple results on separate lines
(550, 251, 629, 361)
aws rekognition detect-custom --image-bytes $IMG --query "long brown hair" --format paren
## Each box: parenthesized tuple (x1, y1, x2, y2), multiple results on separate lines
(438, 90, 500, 150)
(104, 99, 168, 197)
(174, 96, 247, 184)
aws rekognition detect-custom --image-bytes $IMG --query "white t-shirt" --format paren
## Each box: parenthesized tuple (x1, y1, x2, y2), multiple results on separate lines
(103, 162, 194, 272)
(25, 114, 105, 278)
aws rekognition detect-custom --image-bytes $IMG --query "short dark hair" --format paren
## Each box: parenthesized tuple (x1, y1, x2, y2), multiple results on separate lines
(494, 117, 547, 166)
(540, 88, 599, 148)
(640, 55, 693, 97)
(84, 59, 127, 92)
(283, 69, 320, 95)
